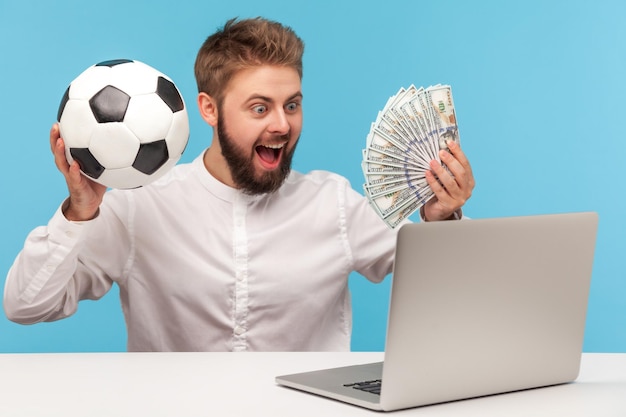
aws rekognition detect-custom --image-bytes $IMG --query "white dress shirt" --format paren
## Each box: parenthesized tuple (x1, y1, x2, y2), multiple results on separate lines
(4, 152, 400, 351)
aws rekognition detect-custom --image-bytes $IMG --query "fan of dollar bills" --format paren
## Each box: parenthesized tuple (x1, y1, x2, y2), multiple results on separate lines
(361, 84, 460, 228)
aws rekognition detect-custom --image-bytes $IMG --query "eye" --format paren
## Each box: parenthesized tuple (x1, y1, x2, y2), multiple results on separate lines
(252, 105, 267, 114)
(285, 102, 300, 113)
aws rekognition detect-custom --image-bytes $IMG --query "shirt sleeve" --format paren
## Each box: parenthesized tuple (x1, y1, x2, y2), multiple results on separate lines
(3, 195, 130, 324)
(342, 183, 403, 283)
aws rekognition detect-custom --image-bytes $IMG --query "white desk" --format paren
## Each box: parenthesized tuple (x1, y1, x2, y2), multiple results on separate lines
(0, 352, 624, 416)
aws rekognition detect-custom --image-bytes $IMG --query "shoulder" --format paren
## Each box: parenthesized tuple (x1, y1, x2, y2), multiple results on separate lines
(278, 170, 368, 210)
(104, 158, 198, 203)
(284, 169, 352, 189)
(280, 170, 361, 202)
(149, 158, 197, 187)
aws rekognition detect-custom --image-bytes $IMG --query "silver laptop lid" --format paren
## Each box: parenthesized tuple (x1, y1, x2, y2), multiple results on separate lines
(380, 212, 598, 410)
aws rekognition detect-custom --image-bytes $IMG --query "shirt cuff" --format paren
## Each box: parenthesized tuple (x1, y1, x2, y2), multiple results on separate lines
(420, 206, 464, 222)
(48, 199, 95, 246)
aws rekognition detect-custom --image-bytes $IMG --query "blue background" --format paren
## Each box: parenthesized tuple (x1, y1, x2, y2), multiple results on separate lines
(1, 0, 624, 352)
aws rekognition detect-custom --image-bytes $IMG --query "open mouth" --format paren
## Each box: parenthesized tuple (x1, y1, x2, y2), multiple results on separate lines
(255, 142, 286, 169)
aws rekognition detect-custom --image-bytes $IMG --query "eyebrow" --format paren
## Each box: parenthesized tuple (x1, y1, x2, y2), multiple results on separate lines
(246, 92, 303, 104)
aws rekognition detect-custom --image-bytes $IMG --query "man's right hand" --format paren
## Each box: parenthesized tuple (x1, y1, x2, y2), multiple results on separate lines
(50, 123, 107, 221)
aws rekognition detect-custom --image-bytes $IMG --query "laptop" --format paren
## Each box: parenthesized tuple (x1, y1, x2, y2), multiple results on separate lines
(276, 212, 599, 411)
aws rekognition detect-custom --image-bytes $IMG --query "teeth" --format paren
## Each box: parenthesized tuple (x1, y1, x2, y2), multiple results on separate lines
(263, 143, 286, 149)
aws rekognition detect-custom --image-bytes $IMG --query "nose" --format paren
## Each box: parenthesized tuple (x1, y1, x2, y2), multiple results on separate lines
(268, 109, 290, 135)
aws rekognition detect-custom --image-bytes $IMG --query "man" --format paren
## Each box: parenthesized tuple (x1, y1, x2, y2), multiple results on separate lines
(4, 17, 474, 351)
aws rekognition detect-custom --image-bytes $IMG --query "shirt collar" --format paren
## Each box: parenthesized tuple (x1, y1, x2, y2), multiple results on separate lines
(192, 151, 262, 204)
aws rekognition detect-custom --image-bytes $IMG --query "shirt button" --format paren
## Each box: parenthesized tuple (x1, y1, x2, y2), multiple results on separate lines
(64, 230, 75, 238)
(234, 326, 245, 336)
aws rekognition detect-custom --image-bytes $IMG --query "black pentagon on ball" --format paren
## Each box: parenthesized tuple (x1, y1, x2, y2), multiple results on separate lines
(95, 59, 134, 67)
(69, 148, 105, 179)
(132, 139, 169, 175)
(57, 86, 70, 122)
(156, 77, 184, 113)
(89, 86, 130, 123)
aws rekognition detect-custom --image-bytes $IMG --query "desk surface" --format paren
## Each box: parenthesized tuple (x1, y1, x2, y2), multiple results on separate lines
(0, 352, 624, 416)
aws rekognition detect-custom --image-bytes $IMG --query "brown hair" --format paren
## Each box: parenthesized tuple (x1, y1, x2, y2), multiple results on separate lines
(194, 17, 304, 105)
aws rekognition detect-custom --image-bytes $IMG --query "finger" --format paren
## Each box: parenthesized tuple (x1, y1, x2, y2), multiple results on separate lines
(429, 158, 460, 195)
(65, 161, 90, 199)
(424, 170, 458, 219)
(439, 150, 475, 196)
(54, 138, 72, 176)
(446, 140, 470, 170)
(68, 160, 83, 184)
(49, 123, 61, 153)
(424, 169, 445, 194)
(438, 149, 463, 178)
(52, 136, 72, 175)
(425, 168, 454, 206)
(445, 141, 475, 187)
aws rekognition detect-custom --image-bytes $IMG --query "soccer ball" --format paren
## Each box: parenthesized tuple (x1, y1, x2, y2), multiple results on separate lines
(57, 59, 189, 189)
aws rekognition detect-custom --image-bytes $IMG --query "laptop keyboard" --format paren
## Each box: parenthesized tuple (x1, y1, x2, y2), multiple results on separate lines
(343, 379, 382, 395)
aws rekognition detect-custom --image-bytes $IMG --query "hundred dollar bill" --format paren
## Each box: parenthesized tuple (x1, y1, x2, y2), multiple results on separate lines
(367, 186, 420, 220)
(363, 146, 429, 173)
(363, 170, 425, 190)
(364, 176, 429, 198)
(387, 85, 421, 142)
(401, 93, 438, 162)
(383, 193, 433, 228)
(365, 145, 430, 171)
(361, 160, 423, 175)
(424, 84, 460, 151)
(376, 90, 416, 145)
(373, 119, 432, 164)
(364, 127, 430, 170)
(413, 87, 441, 159)
(367, 181, 433, 218)
(379, 87, 440, 163)
(368, 189, 434, 228)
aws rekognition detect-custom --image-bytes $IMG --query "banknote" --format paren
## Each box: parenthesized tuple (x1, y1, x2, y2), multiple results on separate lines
(362, 84, 460, 228)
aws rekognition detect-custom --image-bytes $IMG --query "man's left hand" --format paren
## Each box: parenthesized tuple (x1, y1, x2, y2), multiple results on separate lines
(422, 140, 475, 221)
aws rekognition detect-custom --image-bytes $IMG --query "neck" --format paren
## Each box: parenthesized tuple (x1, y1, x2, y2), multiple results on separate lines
(203, 145, 236, 188)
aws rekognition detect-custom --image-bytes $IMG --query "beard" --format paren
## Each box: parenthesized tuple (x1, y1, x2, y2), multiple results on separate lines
(217, 114, 298, 195)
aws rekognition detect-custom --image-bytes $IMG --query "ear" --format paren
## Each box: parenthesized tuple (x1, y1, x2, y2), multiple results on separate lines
(197, 92, 218, 126)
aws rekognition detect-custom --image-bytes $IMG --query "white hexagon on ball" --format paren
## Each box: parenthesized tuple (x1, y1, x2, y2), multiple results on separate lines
(98, 166, 151, 190)
(124, 94, 173, 143)
(59, 99, 99, 148)
(166, 110, 190, 158)
(109, 60, 163, 96)
(89, 123, 140, 169)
